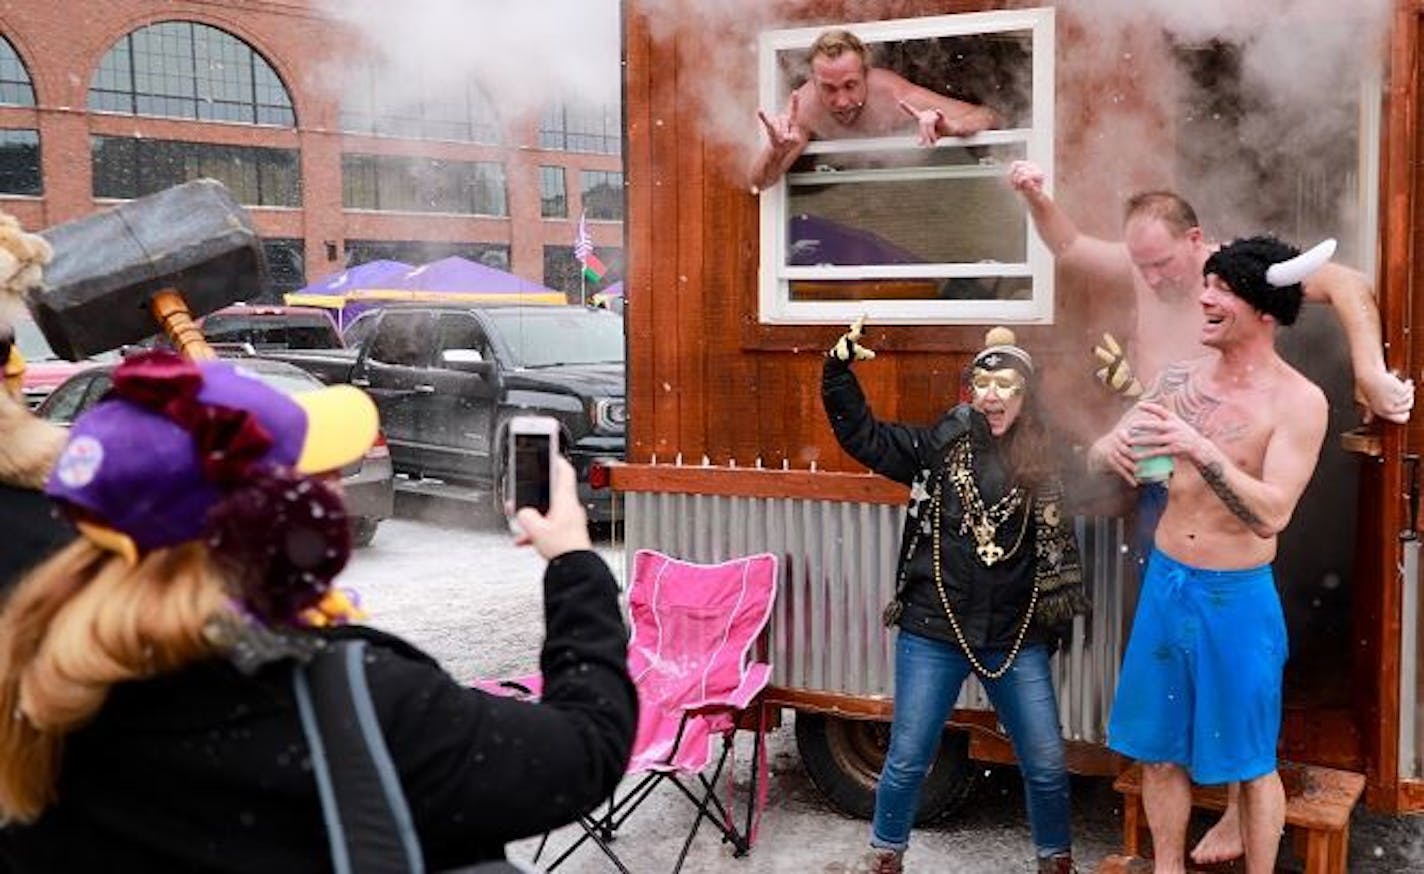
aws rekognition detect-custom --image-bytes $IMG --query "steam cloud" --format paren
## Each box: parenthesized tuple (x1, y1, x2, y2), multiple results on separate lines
(313, 0, 622, 125)
(1056, 0, 1392, 254)
(316, 0, 1394, 254)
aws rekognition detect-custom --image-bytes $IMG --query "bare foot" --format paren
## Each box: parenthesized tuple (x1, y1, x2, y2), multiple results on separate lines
(1190, 811, 1244, 865)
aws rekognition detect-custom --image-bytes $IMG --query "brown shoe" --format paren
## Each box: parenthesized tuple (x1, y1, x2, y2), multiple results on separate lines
(1037, 853, 1076, 874)
(823, 849, 904, 874)
(866, 849, 904, 874)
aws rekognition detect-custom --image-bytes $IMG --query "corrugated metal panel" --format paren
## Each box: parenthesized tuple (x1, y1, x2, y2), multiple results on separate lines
(624, 490, 1136, 744)
(1402, 539, 1421, 779)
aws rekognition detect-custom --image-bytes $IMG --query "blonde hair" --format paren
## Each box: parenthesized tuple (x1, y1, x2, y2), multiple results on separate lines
(0, 539, 233, 821)
(808, 29, 868, 68)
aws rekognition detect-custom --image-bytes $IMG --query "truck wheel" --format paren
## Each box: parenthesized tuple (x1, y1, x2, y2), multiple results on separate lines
(490, 445, 509, 520)
(350, 518, 379, 548)
(794, 713, 977, 825)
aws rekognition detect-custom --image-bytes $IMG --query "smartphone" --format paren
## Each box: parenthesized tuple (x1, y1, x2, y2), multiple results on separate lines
(507, 415, 559, 533)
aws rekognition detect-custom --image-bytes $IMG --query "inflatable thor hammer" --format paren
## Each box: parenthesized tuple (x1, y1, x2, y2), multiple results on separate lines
(28, 178, 268, 361)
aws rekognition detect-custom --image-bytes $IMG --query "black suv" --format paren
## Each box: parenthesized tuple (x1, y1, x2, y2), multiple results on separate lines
(264, 304, 626, 520)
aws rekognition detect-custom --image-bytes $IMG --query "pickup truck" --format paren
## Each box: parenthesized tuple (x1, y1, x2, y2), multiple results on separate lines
(263, 304, 625, 521)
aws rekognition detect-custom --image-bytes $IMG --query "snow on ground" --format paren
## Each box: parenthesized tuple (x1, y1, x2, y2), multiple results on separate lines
(342, 513, 1424, 873)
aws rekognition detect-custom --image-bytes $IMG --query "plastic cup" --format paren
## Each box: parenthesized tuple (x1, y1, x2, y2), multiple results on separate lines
(1134, 450, 1174, 484)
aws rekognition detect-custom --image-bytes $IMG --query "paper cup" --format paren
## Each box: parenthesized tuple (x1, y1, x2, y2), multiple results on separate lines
(1134, 450, 1174, 484)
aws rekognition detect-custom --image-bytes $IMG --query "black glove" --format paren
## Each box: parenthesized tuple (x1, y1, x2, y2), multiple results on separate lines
(828, 315, 876, 363)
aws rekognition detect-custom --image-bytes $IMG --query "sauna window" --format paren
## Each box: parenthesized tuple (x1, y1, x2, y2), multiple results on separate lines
(756, 8, 1055, 326)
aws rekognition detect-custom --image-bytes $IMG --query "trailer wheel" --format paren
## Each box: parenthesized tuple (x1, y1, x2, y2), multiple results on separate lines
(794, 713, 976, 825)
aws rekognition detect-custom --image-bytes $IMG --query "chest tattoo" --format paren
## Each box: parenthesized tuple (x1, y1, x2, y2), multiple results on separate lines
(1150, 364, 1245, 442)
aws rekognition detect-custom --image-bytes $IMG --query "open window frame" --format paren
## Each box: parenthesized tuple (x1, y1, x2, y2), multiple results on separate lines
(756, 8, 1056, 326)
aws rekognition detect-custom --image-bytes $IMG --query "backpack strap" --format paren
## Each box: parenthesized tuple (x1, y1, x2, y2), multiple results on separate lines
(292, 639, 426, 874)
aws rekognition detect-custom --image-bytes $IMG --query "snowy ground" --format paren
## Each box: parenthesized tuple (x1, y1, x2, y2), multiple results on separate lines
(342, 508, 1424, 873)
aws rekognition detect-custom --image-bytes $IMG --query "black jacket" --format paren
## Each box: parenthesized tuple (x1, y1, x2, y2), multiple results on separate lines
(0, 550, 637, 873)
(0, 483, 74, 595)
(823, 357, 1047, 650)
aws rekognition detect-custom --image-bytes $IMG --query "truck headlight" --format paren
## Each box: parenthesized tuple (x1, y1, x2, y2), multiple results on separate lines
(590, 397, 627, 434)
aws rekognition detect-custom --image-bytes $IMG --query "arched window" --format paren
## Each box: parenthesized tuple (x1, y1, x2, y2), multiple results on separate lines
(0, 35, 35, 106)
(88, 21, 294, 126)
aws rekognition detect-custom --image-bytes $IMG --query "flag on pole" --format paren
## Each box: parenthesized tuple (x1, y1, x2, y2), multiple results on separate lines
(574, 212, 607, 283)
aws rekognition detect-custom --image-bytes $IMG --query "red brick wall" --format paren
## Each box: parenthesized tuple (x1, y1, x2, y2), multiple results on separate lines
(0, 0, 622, 286)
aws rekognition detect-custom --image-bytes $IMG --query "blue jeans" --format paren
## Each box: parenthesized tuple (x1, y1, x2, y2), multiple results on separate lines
(871, 632, 1071, 857)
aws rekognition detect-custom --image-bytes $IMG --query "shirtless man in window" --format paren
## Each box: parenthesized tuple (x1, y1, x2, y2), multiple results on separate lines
(750, 28, 1002, 192)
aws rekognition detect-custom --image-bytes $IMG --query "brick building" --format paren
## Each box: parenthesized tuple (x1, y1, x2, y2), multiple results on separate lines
(0, 0, 624, 299)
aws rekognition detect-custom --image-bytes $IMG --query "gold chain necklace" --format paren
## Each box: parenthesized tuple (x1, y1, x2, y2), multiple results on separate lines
(929, 442, 1037, 680)
(948, 439, 1027, 566)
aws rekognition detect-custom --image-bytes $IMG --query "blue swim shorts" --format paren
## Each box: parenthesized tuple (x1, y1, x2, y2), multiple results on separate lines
(1107, 547, 1288, 785)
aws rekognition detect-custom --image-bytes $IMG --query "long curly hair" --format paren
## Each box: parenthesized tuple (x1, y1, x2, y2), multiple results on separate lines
(999, 374, 1055, 488)
(0, 540, 232, 822)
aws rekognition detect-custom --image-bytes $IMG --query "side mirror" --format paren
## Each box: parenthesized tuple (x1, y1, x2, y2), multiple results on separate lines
(441, 348, 494, 378)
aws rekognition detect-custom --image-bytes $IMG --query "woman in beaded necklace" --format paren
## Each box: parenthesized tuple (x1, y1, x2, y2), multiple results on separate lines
(822, 320, 1085, 874)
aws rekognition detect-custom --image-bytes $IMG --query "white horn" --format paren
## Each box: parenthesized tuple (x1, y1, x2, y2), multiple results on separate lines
(1265, 238, 1337, 288)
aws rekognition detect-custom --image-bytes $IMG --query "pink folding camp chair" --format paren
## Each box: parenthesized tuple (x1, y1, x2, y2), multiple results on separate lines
(478, 549, 778, 873)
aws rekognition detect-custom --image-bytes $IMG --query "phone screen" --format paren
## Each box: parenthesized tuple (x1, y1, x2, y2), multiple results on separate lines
(512, 432, 552, 515)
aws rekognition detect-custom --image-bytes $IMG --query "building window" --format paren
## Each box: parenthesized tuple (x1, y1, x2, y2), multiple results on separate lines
(0, 130, 41, 195)
(346, 240, 510, 271)
(339, 63, 500, 144)
(544, 244, 623, 297)
(580, 170, 623, 221)
(342, 154, 506, 216)
(539, 100, 620, 154)
(91, 136, 301, 206)
(88, 21, 295, 126)
(540, 166, 567, 218)
(757, 9, 1055, 326)
(259, 238, 306, 302)
(0, 37, 35, 106)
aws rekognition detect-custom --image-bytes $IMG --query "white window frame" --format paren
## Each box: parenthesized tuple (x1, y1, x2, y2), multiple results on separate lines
(757, 8, 1055, 326)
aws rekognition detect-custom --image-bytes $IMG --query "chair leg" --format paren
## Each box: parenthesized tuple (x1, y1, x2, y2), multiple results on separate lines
(744, 709, 764, 846)
(672, 741, 736, 874)
(542, 816, 634, 874)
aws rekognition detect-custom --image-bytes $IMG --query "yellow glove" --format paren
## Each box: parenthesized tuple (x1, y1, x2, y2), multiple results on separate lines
(300, 586, 367, 627)
(1092, 332, 1142, 398)
(828, 315, 876, 362)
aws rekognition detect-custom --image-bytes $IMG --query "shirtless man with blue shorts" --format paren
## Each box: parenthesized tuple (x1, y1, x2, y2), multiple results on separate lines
(1088, 236, 1330, 874)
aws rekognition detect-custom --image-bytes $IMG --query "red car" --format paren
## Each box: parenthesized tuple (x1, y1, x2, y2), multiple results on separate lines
(13, 316, 117, 409)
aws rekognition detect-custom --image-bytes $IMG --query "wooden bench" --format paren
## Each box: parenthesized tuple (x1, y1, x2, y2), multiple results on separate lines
(1110, 762, 1365, 873)
(1095, 856, 1156, 873)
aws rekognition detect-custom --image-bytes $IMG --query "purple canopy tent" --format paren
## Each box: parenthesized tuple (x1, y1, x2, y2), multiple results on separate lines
(392, 256, 564, 298)
(284, 260, 413, 330)
(285, 256, 566, 328)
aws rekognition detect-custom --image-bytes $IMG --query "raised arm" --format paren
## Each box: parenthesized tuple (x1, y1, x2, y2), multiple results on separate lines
(821, 319, 951, 483)
(889, 73, 1001, 146)
(1007, 160, 1135, 285)
(1302, 261, 1414, 423)
(751, 89, 811, 192)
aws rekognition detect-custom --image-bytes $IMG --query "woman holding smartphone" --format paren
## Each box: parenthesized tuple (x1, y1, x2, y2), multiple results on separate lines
(821, 321, 1085, 874)
(0, 350, 636, 873)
